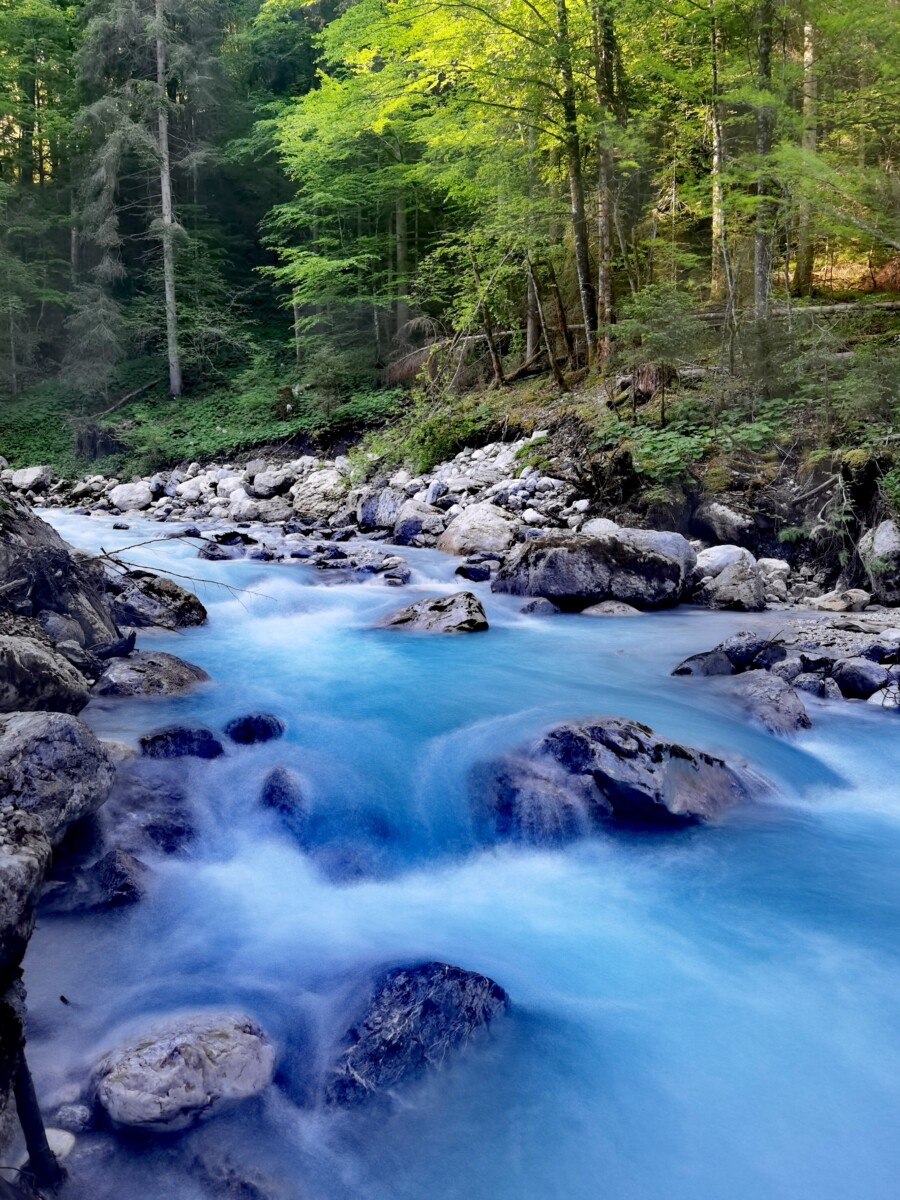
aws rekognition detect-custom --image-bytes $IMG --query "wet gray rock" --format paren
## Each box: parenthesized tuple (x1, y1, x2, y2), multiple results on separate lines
(325, 962, 509, 1105)
(581, 600, 643, 616)
(140, 726, 224, 759)
(831, 656, 891, 699)
(476, 717, 749, 841)
(0, 712, 115, 845)
(492, 529, 696, 610)
(93, 651, 210, 698)
(725, 672, 811, 734)
(519, 598, 560, 616)
(392, 500, 444, 546)
(697, 558, 766, 612)
(42, 849, 150, 915)
(101, 762, 196, 856)
(0, 635, 91, 714)
(0, 810, 52, 977)
(94, 1012, 276, 1131)
(378, 591, 488, 633)
(672, 650, 735, 677)
(0, 485, 116, 646)
(110, 571, 207, 630)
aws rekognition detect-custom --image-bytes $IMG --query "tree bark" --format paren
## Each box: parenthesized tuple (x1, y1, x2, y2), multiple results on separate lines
(395, 194, 410, 339)
(791, 19, 817, 295)
(754, 0, 775, 321)
(554, 0, 597, 363)
(471, 252, 505, 387)
(525, 272, 540, 363)
(156, 0, 182, 398)
(527, 257, 566, 389)
(709, 0, 728, 304)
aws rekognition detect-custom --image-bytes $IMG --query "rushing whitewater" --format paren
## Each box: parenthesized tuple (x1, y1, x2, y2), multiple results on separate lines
(24, 512, 900, 1199)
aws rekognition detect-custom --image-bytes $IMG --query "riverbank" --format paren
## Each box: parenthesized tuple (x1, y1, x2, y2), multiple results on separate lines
(4, 505, 900, 1199)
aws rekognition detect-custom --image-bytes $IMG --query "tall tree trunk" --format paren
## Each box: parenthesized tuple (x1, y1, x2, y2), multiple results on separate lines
(791, 19, 817, 295)
(395, 194, 410, 339)
(754, 0, 775, 320)
(709, 0, 729, 304)
(554, 0, 597, 363)
(596, 144, 613, 362)
(525, 272, 540, 363)
(547, 260, 575, 366)
(156, 0, 182, 398)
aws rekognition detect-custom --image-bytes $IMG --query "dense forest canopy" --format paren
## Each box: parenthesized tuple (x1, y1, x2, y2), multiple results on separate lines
(0, 0, 898, 477)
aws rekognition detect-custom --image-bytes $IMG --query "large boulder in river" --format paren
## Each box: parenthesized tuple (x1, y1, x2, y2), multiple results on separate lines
(94, 1012, 276, 1131)
(291, 467, 349, 520)
(693, 544, 755, 581)
(475, 717, 749, 842)
(696, 558, 766, 612)
(858, 520, 900, 604)
(92, 651, 210, 698)
(0, 484, 117, 646)
(110, 571, 208, 630)
(108, 481, 153, 512)
(437, 503, 518, 556)
(0, 635, 91, 714)
(325, 963, 509, 1106)
(492, 530, 696, 610)
(377, 591, 488, 633)
(0, 712, 114, 845)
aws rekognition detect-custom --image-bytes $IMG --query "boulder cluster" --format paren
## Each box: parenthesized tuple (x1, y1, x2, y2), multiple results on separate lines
(10, 442, 900, 613)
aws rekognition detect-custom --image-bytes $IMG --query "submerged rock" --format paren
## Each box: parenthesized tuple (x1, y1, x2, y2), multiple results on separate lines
(0, 634, 91, 714)
(224, 714, 286, 745)
(93, 651, 210, 698)
(581, 600, 642, 617)
(101, 762, 196, 856)
(325, 962, 509, 1106)
(94, 1012, 276, 1131)
(475, 717, 749, 841)
(724, 672, 811, 734)
(258, 766, 306, 840)
(42, 849, 150, 915)
(492, 529, 696, 610)
(377, 591, 489, 633)
(0, 712, 115, 845)
(519, 597, 561, 616)
(140, 726, 225, 760)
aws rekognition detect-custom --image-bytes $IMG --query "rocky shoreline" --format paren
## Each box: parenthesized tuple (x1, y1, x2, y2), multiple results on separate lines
(6, 439, 900, 615)
(2, 439, 900, 1193)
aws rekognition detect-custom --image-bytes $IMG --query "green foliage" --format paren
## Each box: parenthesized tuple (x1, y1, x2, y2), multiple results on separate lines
(778, 526, 808, 545)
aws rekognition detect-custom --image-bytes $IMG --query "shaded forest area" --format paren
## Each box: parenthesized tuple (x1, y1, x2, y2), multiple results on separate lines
(0, 0, 898, 492)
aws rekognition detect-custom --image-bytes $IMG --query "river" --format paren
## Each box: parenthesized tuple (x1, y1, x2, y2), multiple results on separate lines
(22, 511, 900, 1199)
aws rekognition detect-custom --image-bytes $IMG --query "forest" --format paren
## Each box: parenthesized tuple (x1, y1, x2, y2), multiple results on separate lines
(0, 0, 898, 489)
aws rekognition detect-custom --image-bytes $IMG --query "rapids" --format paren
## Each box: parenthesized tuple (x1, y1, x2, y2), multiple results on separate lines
(22, 511, 900, 1199)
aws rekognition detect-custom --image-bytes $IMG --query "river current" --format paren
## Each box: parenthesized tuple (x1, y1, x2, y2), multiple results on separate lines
(23, 511, 900, 1199)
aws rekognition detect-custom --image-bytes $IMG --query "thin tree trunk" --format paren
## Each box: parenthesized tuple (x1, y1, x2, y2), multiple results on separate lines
(791, 19, 817, 295)
(527, 257, 566, 389)
(596, 144, 613, 362)
(525, 272, 540, 363)
(395, 194, 410, 339)
(709, 0, 728, 304)
(15, 1052, 65, 1188)
(555, 0, 597, 363)
(547, 260, 576, 366)
(471, 252, 505, 387)
(156, 0, 182, 397)
(754, 0, 775, 321)
(292, 299, 302, 368)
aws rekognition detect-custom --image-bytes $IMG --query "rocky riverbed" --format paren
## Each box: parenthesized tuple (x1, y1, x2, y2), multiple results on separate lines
(2, 469, 900, 1198)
